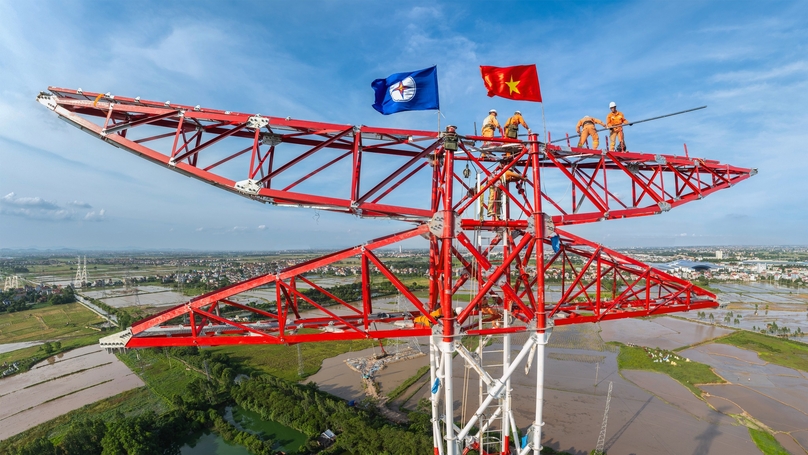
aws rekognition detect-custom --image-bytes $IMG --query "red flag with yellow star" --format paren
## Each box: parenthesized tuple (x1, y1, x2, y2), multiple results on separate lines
(480, 65, 542, 102)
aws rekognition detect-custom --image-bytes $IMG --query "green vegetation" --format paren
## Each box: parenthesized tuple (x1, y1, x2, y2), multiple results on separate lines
(234, 375, 433, 454)
(0, 302, 104, 344)
(615, 344, 724, 396)
(0, 388, 166, 454)
(211, 334, 379, 381)
(717, 331, 808, 372)
(3, 343, 438, 455)
(0, 286, 76, 314)
(748, 428, 790, 455)
(0, 303, 107, 378)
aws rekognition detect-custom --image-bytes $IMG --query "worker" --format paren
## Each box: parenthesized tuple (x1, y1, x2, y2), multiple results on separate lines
(576, 115, 606, 149)
(504, 111, 530, 140)
(487, 166, 527, 220)
(481, 109, 504, 152)
(413, 309, 443, 327)
(606, 102, 629, 151)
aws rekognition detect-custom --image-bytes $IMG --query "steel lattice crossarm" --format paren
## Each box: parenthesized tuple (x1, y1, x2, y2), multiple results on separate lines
(38, 88, 756, 227)
(121, 224, 718, 347)
(43, 86, 755, 455)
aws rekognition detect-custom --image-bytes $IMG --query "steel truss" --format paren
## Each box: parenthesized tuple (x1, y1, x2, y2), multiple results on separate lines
(39, 87, 755, 455)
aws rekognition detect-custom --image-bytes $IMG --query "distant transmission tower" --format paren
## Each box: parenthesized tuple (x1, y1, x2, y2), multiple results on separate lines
(594, 381, 613, 455)
(74, 256, 88, 288)
(3, 275, 20, 291)
(297, 344, 305, 377)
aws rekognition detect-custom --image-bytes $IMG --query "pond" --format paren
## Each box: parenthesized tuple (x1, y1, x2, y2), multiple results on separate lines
(226, 405, 309, 453)
(180, 431, 251, 455)
(180, 405, 309, 454)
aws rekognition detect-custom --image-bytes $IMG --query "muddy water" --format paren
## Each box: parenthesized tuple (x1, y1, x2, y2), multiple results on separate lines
(678, 282, 808, 338)
(308, 321, 760, 454)
(681, 307, 808, 339)
(306, 347, 376, 400)
(0, 345, 144, 440)
(599, 316, 733, 349)
(701, 384, 808, 432)
(683, 344, 808, 409)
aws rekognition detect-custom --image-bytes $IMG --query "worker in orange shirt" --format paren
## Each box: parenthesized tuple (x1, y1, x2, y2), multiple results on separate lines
(606, 102, 629, 151)
(481, 109, 504, 152)
(576, 115, 606, 149)
(504, 111, 530, 139)
(487, 167, 527, 220)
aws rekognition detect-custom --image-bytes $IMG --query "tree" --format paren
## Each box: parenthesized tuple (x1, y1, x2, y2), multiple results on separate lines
(18, 437, 55, 455)
(59, 418, 107, 454)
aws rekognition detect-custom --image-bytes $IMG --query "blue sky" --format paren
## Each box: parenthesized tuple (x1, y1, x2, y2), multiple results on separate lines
(0, 0, 804, 251)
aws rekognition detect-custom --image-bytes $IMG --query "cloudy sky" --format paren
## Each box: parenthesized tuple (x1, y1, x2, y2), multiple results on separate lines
(0, 0, 804, 251)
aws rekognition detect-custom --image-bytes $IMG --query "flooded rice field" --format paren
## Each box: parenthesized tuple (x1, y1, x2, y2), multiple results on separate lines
(682, 343, 808, 449)
(95, 290, 188, 308)
(599, 316, 733, 349)
(677, 282, 808, 338)
(307, 321, 764, 454)
(0, 345, 144, 440)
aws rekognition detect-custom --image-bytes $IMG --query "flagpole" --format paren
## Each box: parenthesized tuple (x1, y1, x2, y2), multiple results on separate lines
(438, 110, 441, 133)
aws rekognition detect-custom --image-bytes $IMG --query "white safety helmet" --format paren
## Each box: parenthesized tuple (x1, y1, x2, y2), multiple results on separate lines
(514, 110, 521, 115)
(489, 109, 497, 114)
(609, 102, 616, 108)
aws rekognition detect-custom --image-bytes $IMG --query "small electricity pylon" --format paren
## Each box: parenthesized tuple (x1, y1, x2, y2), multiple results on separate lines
(594, 381, 613, 455)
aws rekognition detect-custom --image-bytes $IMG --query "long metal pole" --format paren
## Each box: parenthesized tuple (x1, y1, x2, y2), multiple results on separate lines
(441, 147, 458, 455)
(529, 133, 546, 455)
(548, 106, 707, 144)
(430, 336, 444, 455)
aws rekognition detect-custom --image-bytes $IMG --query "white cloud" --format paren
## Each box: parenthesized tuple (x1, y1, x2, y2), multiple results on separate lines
(257, 225, 267, 230)
(84, 209, 106, 221)
(67, 200, 92, 208)
(1, 192, 60, 210)
(0, 192, 73, 221)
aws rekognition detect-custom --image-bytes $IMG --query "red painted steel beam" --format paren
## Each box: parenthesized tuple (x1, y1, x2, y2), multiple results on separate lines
(37, 87, 755, 350)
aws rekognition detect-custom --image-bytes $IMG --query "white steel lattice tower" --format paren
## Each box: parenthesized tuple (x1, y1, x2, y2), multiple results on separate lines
(81, 256, 88, 284)
(3, 275, 20, 291)
(595, 381, 613, 455)
(74, 256, 88, 288)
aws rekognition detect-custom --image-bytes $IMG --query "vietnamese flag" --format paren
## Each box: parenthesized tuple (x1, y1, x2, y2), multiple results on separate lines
(480, 64, 542, 102)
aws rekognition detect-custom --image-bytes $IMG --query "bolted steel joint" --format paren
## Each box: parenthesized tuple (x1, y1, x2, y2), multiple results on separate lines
(247, 115, 269, 130)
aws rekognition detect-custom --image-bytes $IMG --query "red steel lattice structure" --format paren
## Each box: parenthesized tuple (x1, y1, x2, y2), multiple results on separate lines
(39, 87, 755, 455)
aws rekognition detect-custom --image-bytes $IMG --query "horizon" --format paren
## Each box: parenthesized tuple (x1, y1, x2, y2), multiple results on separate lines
(2, 1, 805, 250)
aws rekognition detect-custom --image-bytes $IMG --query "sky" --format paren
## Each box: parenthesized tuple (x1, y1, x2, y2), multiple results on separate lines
(0, 0, 805, 251)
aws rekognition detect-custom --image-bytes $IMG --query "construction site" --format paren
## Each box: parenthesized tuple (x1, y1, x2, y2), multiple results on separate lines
(27, 85, 763, 455)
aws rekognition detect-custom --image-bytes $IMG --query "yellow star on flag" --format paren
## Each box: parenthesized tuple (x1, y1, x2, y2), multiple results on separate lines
(505, 76, 520, 95)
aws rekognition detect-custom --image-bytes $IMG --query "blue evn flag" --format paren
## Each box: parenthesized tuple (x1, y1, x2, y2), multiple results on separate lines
(371, 66, 439, 115)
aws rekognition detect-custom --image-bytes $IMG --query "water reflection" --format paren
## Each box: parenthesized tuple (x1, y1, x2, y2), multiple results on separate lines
(180, 431, 251, 455)
(226, 406, 308, 453)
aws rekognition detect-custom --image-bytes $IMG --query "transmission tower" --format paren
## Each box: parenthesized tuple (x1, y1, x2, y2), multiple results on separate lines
(73, 255, 88, 288)
(595, 381, 613, 455)
(3, 275, 20, 291)
(38, 87, 755, 455)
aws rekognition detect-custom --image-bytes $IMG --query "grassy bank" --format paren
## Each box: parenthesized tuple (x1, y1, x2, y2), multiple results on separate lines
(0, 303, 104, 344)
(716, 331, 808, 372)
(748, 428, 790, 455)
(615, 343, 724, 396)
